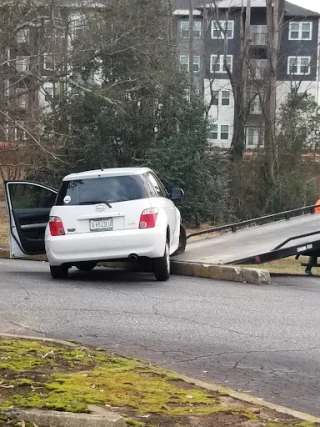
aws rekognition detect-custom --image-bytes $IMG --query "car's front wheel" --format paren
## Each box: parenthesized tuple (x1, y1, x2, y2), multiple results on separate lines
(50, 265, 69, 279)
(75, 262, 97, 271)
(154, 241, 170, 282)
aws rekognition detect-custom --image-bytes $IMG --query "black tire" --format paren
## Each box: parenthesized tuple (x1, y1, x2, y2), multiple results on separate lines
(154, 241, 170, 282)
(76, 262, 97, 271)
(50, 265, 68, 279)
(172, 224, 187, 256)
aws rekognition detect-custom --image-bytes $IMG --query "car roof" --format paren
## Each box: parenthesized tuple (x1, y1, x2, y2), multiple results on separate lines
(63, 167, 152, 181)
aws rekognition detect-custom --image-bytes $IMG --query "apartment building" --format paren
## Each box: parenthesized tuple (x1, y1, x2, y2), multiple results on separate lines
(0, 0, 90, 145)
(174, 0, 320, 150)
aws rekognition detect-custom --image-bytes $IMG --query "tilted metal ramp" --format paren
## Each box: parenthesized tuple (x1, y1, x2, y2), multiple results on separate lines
(173, 205, 320, 267)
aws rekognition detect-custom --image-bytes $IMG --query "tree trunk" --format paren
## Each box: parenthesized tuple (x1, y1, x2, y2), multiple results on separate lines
(189, 0, 194, 92)
(265, 0, 285, 181)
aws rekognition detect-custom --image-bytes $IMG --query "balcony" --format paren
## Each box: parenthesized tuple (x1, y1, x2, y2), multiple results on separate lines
(245, 126, 264, 149)
(250, 99, 262, 115)
(249, 25, 267, 46)
(249, 59, 268, 80)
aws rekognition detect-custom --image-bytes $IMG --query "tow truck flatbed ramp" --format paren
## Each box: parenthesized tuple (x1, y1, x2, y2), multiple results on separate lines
(174, 207, 320, 265)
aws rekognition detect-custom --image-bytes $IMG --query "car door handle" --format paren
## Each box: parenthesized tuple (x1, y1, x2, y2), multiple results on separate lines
(21, 223, 47, 229)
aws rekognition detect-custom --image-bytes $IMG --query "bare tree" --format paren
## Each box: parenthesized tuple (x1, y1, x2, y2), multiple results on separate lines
(265, 0, 285, 180)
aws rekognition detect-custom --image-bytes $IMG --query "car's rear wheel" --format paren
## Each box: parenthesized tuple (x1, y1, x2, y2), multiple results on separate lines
(50, 265, 69, 279)
(76, 262, 97, 271)
(172, 224, 187, 256)
(154, 241, 170, 282)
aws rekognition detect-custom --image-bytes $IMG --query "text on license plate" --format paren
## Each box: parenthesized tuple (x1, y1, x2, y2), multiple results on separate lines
(90, 218, 113, 232)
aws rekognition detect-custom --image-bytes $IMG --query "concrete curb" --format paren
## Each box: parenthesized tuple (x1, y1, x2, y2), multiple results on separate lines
(1, 333, 320, 424)
(0, 248, 271, 285)
(7, 408, 126, 427)
(171, 261, 271, 285)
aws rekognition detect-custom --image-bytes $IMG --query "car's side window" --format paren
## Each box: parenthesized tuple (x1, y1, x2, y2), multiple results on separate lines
(147, 173, 166, 198)
(141, 174, 158, 197)
(9, 183, 56, 210)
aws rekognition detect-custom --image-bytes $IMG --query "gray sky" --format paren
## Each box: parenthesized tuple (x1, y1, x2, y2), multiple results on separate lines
(289, 0, 320, 13)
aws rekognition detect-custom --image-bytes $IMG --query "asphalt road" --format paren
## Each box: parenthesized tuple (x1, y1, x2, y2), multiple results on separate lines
(1, 259, 320, 415)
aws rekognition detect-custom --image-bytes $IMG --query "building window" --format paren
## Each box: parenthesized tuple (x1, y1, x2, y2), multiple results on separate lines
(250, 95, 262, 114)
(44, 54, 54, 71)
(183, 88, 190, 101)
(16, 57, 29, 73)
(221, 91, 230, 106)
(246, 127, 263, 147)
(221, 125, 229, 140)
(14, 122, 28, 141)
(212, 91, 219, 105)
(70, 17, 86, 38)
(180, 55, 189, 72)
(210, 55, 233, 73)
(16, 88, 27, 109)
(212, 90, 231, 106)
(179, 55, 200, 73)
(289, 22, 312, 40)
(16, 28, 29, 43)
(209, 123, 230, 140)
(43, 83, 54, 101)
(288, 56, 311, 75)
(212, 20, 234, 39)
(193, 56, 200, 72)
(249, 59, 267, 80)
(209, 124, 218, 139)
(180, 21, 201, 38)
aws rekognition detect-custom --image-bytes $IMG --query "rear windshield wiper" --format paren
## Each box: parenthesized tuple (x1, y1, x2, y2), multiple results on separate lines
(79, 200, 113, 208)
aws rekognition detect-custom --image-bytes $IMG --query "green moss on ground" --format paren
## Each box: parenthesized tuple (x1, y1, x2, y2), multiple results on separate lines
(0, 338, 319, 427)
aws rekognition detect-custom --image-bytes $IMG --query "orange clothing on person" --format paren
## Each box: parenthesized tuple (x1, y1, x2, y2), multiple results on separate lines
(315, 199, 320, 213)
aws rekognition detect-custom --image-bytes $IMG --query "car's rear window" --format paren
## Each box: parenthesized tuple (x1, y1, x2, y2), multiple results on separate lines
(56, 175, 147, 206)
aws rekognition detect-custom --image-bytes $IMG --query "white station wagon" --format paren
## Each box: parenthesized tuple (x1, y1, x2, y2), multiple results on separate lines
(5, 167, 186, 281)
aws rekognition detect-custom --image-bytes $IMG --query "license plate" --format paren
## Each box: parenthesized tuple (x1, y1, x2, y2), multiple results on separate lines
(90, 218, 113, 232)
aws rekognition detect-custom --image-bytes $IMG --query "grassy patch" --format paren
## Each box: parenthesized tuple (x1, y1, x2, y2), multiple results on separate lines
(240, 256, 319, 276)
(0, 338, 319, 427)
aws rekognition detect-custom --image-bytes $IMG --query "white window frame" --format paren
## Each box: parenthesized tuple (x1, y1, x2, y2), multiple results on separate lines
(179, 55, 189, 72)
(14, 121, 28, 141)
(250, 95, 262, 114)
(221, 90, 231, 106)
(209, 123, 218, 139)
(179, 55, 201, 73)
(43, 83, 54, 101)
(16, 28, 29, 43)
(16, 88, 27, 109)
(193, 55, 200, 73)
(180, 21, 201, 38)
(212, 90, 231, 106)
(289, 21, 312, 41)
(209, 123, 230, 140)
(44, 54, 54, 71)
(70, 17, 87, 38)
(211, 20, 234, 39)
(210, 55, 233, 73)
(246, 127, 264, 147)
(15, 57, 29, 73)
(287, 56, 311, 76)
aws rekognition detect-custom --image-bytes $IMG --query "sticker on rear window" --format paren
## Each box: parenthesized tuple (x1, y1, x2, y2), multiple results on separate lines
(64, 195, 71, 204)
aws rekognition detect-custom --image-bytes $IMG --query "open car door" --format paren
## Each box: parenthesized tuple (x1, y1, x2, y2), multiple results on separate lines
(4, 181, 57, 258)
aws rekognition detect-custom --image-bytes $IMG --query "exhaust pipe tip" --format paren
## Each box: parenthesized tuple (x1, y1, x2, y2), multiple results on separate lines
(129, 254, 139, 262)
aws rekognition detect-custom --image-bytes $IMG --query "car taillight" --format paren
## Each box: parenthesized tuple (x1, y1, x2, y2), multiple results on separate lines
(139, 208, 158, 229)
(49, 216, 65, 236)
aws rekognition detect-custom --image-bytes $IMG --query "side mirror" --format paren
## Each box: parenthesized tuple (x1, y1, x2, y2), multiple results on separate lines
(170, 188, 184, 200)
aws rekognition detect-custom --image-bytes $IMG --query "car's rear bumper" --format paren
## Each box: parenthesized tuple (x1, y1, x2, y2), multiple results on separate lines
(45, 227, 166, 266)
